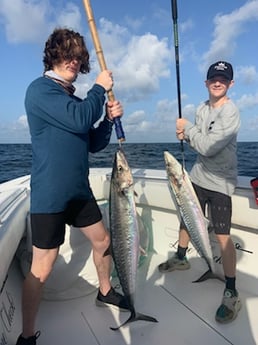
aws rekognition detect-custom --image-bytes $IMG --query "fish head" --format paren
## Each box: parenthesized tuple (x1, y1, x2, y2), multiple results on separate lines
(164, 151, 185, 190)
(111, 149, 133, 193)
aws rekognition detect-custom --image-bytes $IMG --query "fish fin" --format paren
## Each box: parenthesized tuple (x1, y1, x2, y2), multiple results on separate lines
(139, 245, 147, 257)
(110, 310, 158, 331)
(192, 269, 225, 283)
(204, 216, 209, 227)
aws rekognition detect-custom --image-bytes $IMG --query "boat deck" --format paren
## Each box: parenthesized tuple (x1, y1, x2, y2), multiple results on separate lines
(1, 172, 258, 345)
(5, 252, 258, 345)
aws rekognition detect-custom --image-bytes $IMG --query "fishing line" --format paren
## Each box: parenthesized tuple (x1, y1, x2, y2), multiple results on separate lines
(171, 0, 185, 169)
(82, 0, 125, 144)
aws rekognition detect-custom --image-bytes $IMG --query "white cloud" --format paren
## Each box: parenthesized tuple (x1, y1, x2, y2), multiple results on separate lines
(121, 110, 154, 142)
(76, 19, 171, 104)
(248, 115, 258, 131)
(0, 0, 82, 44)
(125, 110, 145, 125)
(155, 98, 178, 123)
(124, 15, 144, 31)
(74, 76, 92, 99)
(152, 7, 170, 28)
(16, 115, 28, 128)
(0, 0, 49, 43)
(201, 0, 258, 69)
(236, 65, 258, 84)
(236, 92, 258, 110)
(182, 103, 196, 120)
(56, 3, 82, 32)
(114, 33, 171, 102)
(0, 115, 30, 143)
(120, 98, 194, 143)
(181, 19, 194, 33)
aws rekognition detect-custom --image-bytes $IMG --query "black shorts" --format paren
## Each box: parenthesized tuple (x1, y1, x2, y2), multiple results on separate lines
(180, 183, 232, 235)
(31, 198, 102, 249)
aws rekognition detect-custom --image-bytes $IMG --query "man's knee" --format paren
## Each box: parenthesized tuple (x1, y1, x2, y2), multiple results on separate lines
(216, 234, 232, 249)
(95, 231, 110, 253)
(30, 248, 58, 282)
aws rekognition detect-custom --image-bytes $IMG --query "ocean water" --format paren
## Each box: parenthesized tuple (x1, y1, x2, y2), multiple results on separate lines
(0, 142, 257, 184)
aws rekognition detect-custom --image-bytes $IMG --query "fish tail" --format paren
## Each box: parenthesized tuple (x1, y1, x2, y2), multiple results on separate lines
(192, 269, 225, 283)
(110, 310, 158, 331)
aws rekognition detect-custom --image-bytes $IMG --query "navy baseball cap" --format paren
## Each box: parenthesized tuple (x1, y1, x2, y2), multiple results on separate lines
(206, 61, 233, 81)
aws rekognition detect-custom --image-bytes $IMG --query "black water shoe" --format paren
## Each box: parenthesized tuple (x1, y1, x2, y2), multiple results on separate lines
(16, 331, 41, 345)
(96, 287, 129, 311)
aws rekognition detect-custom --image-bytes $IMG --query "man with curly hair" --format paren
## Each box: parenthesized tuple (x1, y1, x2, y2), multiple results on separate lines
(16, 28, 128, 345)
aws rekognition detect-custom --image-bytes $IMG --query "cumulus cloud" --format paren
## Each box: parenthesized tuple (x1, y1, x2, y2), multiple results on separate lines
(0, 115, 30, 143)
(115, 33, 170, 102)
(155, 98, 178, 123)
(116, 98, 196, 143)
(124, 15, 144, 32)
(236, 65, 258, 84)
(236, 92, 258, 110)
(248, 115, 258, 131)
(100, 18, 171, 102)
(181, 19, 194, 33)
(201, 0, 258, 70)
(16, 114, 28, 128)
(76, 18, 171, 103)
(125, 110, 145, 125)
(0, 0, 49, 43)
(0, 0, 82, 44)
(0, 0, 172, 107)
(56, 3, 82, 31)
(155, 95, 195, 122)
(108, 102, 174, 143)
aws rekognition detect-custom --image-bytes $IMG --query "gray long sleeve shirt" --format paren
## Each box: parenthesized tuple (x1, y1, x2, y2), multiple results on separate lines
(184, 99, 240, 196)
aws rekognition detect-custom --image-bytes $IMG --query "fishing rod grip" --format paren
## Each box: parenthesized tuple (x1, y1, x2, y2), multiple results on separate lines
(82, 0, 125, 142)
(171, 0, 178, 22)
(106, 90, 125, 141)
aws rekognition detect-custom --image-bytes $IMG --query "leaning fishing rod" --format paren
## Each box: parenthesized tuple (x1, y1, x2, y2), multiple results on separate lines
(171, 0, 185, 168)
(82, 0, 125, 144)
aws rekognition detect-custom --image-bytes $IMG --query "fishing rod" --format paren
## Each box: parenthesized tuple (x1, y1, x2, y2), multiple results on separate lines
(82, 0, 125, 144)
(171, 0, 185, 168)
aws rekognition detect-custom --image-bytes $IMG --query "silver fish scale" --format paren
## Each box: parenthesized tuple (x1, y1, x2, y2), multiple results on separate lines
(174, 181, 213, 271)
(164, 151, 214, 273)
(110, 185, 139, 305)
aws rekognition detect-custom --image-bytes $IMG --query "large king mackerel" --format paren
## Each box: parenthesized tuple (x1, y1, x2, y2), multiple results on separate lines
(164, 151, 216, 281)
(109, 148, 158, 330)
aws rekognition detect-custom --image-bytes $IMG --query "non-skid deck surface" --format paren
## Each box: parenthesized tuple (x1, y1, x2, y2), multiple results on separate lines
(22, 254, 257, 345)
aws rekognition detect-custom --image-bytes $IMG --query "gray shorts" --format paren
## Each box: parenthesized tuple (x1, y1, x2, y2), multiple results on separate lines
(31, 198, 102, 249)
(180, 183, 232, 235)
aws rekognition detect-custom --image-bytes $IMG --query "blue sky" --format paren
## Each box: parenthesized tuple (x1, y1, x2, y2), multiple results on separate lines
(1, 0, 258, 143)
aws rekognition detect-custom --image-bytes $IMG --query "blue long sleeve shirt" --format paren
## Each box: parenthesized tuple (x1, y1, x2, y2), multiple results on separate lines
(25, 76, 113, 213)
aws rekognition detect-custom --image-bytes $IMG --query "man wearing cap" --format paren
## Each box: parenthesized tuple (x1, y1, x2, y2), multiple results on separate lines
(158, 61, 241, 323)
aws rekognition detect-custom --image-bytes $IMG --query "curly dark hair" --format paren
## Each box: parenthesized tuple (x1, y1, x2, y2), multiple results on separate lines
(43, 28, 90, 74)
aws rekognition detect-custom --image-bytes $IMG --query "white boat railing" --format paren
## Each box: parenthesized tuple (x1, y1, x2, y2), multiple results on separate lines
(0, 188, 28, 224)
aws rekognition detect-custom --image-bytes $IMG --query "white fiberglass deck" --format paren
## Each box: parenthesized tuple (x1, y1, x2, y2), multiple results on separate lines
(1, 170, 258, 345)
(5, 249, 258, 345)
